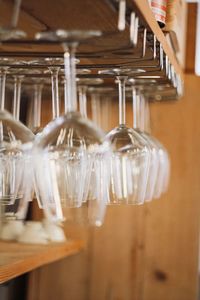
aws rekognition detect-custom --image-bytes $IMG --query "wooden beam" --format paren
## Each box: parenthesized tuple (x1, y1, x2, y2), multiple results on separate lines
(185, 4, 197, 73)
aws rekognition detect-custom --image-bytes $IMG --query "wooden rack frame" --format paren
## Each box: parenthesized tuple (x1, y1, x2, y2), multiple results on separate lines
(0, 0, 183, 101)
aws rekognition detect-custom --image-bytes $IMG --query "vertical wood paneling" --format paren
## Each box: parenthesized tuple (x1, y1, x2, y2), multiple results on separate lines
(28, 75, 200, 300)
(141, 75, 200, 300)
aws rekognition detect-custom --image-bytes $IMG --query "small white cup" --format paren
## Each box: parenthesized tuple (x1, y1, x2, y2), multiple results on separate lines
(43, 219, 66, 243)
(18, 221, 49, 244)
(1, 220, 25, 241)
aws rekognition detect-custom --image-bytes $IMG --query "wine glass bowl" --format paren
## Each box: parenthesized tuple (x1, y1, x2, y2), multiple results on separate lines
(97, 69, 151, 205)
(105, 124, 149, 205)
(33, 111, 110, 218)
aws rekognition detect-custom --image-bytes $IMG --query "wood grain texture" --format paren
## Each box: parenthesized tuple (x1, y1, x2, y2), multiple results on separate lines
(0, 0, 183, 82)
(185, 4, 197, 73)
(88, 75, 200, 300)
(0, 240, 84, 284)
(141, 74, 200, 300)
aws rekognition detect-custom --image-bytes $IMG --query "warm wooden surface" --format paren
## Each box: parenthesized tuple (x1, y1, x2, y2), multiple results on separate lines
(28, 74, 200, 300)
(0, 0, 183, 84)
(0, 240, 84, 284)
(139, 75, 200, 300)
(134, 0, 184, 78)
(88, 75, 200, 300)
(185, 4, 197, 73)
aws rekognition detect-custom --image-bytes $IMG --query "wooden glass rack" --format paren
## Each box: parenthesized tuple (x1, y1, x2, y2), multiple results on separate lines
(0, 0, 184, 102)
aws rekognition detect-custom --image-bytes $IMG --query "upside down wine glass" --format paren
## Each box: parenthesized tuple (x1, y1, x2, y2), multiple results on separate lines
(76, 78, 110, 225)
(90, 87, 114, 133)
(140, 94, 170, 197)
(130, 83, 159, 202)
(99, 69, 150, 205)
(34, 30, 111, 226)
(0, 64, 34, 224)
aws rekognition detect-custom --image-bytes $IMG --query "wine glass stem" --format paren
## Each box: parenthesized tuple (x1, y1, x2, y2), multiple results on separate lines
(63, 43, 78, 112)
(132, 87, 140, 129)
(144, 98, 151, 133)
(117, 76, 127, 126)
(63, 78, 67, 114)
(91, 93, 101, 126)
(0, 69, 7, 111)
(33, 84, 43, 128)
(10, 0, 22, 28)
(49, 67, 60, 119)
(0, 68, 7, 143)
(78, 86, 87, 118)
(13, 76, 23, 121)
(139, 93, 146, 132)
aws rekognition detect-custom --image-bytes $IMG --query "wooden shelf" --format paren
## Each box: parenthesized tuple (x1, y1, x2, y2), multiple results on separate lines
(0, 240, 84, 284)
(134, 0, 184, 80)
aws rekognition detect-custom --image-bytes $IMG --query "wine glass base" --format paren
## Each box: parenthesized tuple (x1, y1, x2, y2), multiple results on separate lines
(0, 28, 27, 41)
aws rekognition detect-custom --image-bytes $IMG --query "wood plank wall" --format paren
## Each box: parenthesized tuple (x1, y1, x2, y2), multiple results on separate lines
(28, 74, 200, 300)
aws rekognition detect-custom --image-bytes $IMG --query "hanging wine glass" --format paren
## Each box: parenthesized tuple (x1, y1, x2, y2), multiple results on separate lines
(23, 58, 85, 219)
(99, 68, 150, 205)
(142, 96, 170, 198)
(130, 85, 159, 202)
(89, 86, 115, 132)
(0, 68, 34, 230)
(77, 78, 104, 204)
(64, 77, 108, 226)
(128, 78, 170, 199)
(76, 77, 109, 226)
(34, 30, 111, 226)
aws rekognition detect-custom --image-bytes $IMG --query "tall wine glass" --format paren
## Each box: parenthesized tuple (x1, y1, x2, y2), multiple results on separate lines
(141, 96, 170, 197)
(89, 87, 114, 132)
(130, 86, 159, 202)
(99, 69, 150, 205)
(77, 78, 103, 119)
(34, 30, 111, 226)
(128, 80, 170, 199)
(0, 64, 34, 225)
(77, 78, 110, 225)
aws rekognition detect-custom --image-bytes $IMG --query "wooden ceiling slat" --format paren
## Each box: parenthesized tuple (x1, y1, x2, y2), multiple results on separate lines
(20, 0, 119, 32)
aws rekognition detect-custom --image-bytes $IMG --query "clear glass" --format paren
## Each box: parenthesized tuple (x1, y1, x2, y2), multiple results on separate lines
(132, 89, 159, 202)
(32, 83, 43, 134)
(34, 30, 111, 226)
(142, 98, 170, 198)
(99, 70, 150, 205)
(0, 68, 34, 227)
(131, 87, 170, 200)
(89, 87, 114, 132)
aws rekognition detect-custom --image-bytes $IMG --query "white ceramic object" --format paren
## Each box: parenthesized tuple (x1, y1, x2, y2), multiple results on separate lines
(43, 219, 67, 243)
(1, 220, 24, 241)
(18, 221, 49, 244)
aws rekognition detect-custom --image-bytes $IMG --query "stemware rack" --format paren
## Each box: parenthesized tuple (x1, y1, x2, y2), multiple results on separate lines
(0, 0, 183, 284)
(0, 0, 183, 102)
